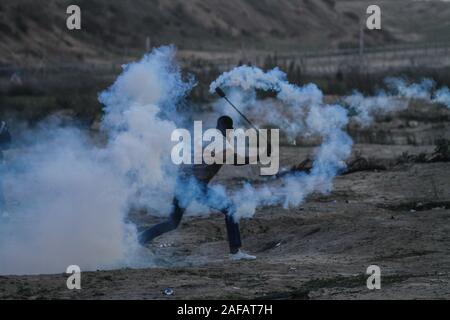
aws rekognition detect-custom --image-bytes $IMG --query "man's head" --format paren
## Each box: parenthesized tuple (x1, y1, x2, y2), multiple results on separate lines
(216, 116, 233, 136)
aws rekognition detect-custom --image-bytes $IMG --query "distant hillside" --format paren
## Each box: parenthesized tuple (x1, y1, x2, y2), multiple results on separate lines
(0, 0, 449, 66)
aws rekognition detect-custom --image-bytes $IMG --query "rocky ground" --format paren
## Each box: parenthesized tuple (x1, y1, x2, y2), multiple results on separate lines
(1, 140, 449, 299)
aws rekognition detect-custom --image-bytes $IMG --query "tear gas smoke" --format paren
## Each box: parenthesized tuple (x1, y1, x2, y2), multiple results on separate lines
(1, 46, 449, 274)
(213, 75, 450, 132)
(344, 77, 450, 127)
(0, 46, 192, 275)
(208, 70, 450, 219)
(433, 87, 450, 107)
(210, 66, 352, 219)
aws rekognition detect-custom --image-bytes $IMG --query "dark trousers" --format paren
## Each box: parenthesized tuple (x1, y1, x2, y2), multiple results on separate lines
(138, 177, 242, 253)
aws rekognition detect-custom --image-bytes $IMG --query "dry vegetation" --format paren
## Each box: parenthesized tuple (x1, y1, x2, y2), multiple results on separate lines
(2, 0, 450, 66)
(0, 0, 392, 65)
(1, 0, 450, 123)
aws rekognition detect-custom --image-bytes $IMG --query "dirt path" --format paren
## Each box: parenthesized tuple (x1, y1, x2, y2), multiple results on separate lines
(1, 148, 449, 299)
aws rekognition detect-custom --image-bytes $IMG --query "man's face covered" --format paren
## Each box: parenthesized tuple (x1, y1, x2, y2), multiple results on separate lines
(217, 116, 233, 136)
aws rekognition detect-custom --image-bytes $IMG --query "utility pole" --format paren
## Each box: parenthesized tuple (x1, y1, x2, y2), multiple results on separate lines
(359, 18, 365, 72)
(145, 36, 151, 52)
(359, 19, 365, 57)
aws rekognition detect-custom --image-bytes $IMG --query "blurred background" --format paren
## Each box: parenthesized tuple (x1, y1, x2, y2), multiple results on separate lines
(1, 0, 450, 124)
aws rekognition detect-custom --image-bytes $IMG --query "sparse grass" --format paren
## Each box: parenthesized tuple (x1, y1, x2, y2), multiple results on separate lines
(395, 139, 450, 165)
(434, 138, 450, 161)
(255, 274, 414, 300)
(381, 201, 450, 212)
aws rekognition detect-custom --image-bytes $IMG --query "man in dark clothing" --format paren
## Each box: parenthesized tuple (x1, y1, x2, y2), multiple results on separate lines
(139, 116, 270, 260)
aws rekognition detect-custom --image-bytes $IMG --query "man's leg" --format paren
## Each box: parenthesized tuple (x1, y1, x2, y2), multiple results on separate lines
(203, 187, 255, 259)
(138, 176, 202, 245)
(138, 197, 185, 245)
(203, 187, 243, 253)
(223, 206, 242, 254)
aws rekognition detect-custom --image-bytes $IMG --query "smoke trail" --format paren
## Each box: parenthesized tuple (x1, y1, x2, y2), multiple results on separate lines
(211, 75, 450, 138)
(209, 71, 450, 219)
(434, 87, 450, 107)
(385, 77, 435, 100)
(0, 46, 192, 275)
(344, 77, 450, 127)
(209, 68, 323, 141)
(343, 92, 408, 127)
(210, 66, 352, 220)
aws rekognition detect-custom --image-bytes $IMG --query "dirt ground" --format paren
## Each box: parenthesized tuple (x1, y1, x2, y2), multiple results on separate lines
(1, 140, 449, 300)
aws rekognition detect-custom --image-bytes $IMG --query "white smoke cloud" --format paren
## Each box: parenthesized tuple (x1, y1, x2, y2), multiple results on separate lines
(385, 77, 435, 100)
(343, 92, 408, 127)
(0, 46, 192, 275)
(434, 87, 450, 107)
(98, 46, 193, 214)
(344, 77, 450, 127)
(0, 126, 137, 274)
(210, 66, 352, 220)
(385, 77, 450, 107)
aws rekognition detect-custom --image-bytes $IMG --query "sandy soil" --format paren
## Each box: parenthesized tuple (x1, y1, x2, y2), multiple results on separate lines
(1, 142, 449, 300)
